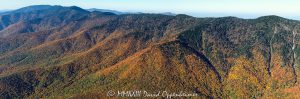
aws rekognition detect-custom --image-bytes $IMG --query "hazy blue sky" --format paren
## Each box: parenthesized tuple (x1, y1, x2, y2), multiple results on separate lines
(1, 0, 300, 19)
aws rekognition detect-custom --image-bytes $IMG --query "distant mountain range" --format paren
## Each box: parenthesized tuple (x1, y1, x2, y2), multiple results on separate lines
(1, 5, 300, 98)
(0, 10, 10, 13)
(86, 8, 126, 15)
(0, 5, 176, 16)
(87, 8, 176, 16)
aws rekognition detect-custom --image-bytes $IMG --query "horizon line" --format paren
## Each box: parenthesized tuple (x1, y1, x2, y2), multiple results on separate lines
(1, 5, 300, 21)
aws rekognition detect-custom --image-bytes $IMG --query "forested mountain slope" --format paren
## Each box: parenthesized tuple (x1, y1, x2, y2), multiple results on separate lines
(1, 5, 300, 98)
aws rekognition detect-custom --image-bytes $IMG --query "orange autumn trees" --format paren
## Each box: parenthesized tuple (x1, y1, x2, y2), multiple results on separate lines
(225, 49, 269, 98)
